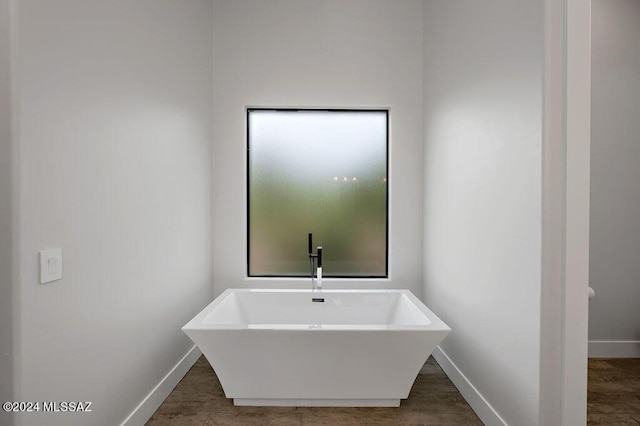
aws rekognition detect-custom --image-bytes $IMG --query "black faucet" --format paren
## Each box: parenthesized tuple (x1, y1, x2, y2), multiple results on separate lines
(308, 233, 323, 290)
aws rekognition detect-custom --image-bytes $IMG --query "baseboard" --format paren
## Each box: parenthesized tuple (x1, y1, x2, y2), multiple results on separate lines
(120, 345, 202, 426)
(432, 346, 507, 426)
(588, 341, 640, 358)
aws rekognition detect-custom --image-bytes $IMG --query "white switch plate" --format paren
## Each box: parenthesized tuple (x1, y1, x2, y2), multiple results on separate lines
(40, 248, 63, 284)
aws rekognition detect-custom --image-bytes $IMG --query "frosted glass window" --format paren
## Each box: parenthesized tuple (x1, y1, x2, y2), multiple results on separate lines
(248, 109, 388, 277)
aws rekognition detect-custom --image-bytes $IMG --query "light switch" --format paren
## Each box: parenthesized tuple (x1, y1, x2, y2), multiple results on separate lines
(40, 248, 63, 284)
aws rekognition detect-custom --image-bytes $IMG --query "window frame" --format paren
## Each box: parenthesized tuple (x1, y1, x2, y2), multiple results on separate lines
(246, 107, 389, 278)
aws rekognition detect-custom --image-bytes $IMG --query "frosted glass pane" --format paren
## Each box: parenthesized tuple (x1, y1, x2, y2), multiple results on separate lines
(248, 109, 388, 277)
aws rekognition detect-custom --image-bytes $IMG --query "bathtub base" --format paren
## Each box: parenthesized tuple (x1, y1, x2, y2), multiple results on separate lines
(233, 398, 401, 407)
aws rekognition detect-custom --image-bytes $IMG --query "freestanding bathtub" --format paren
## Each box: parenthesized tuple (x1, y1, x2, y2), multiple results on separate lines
(182, 288, 450, 407)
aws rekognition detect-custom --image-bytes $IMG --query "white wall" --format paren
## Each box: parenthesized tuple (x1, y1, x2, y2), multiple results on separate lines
(212, 0, 425, 296)
(589, 0, 640, 358)
(0, 0, 14, 424)
(13, 1, 213, 425)
(422, 1, 543, 425)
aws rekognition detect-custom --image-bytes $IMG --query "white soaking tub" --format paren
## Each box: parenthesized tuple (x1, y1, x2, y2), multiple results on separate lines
(182, 288, 450, 407)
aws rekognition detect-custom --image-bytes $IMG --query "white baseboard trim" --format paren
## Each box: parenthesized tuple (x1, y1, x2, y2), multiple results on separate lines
(121, 345, 202, 426)
(432, 346, 507, 426)
(588, 341, 640, 358)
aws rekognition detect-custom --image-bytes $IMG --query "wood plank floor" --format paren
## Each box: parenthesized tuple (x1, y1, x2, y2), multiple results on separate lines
(147, 356, 640, 425)
(146, 356, 482, 425)
(587, 358, 640, 425)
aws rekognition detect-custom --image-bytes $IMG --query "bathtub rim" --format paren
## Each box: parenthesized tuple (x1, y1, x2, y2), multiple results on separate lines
(182, 288, 451, 333)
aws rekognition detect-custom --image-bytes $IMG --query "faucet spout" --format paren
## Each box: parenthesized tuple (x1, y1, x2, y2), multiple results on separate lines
(316, 247, 323, 290)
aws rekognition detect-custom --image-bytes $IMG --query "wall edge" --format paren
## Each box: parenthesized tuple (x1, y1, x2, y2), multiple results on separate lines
(120, 346, 202, 426)
(432, 347, 507, 426)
